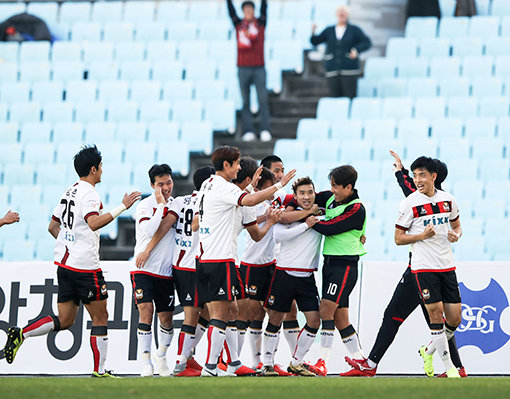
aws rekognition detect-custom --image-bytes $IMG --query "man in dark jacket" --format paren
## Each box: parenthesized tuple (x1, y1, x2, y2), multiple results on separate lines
(310, 6, 371, 98)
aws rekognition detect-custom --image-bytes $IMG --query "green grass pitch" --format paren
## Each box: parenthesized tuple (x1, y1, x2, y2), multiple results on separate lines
(1, 377, 509, 399)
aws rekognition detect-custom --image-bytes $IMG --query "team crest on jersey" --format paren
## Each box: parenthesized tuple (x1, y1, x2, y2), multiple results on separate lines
(268, 295, 275, 305)
(443, 202, 450, 212)
(135, 289, 143, 299)
(422, 289, 430, 300)
(100, 284, 107, 295)
(248, 285, 258, 295)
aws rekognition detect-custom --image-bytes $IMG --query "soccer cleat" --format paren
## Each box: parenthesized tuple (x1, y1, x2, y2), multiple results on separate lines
(201, 366, 218, 377)
(187, 357, 203, 372)
(313, 359, 328, 376)
(230, 364, 256, 376)
(174, 366, 201, 377)
(3, 327, 24, 364)
(260, 365, 280, 376)
(340, 368, 370, 377)
(218, 358, 227, 371)
(437, 367, 468, 378)
(274, 364, 292, 376)
(254, 362, 263, 374)
(287, 362, 316, 377)
(141, 364, 154, 377)
(303, 362, 322, 376)
(0, 349, 5, 360)
(154, 354, 171, 377)
(91, 370, 121, 378)
(344, 357, 377, 377)
(419, 345, 434, 377)
(446, 367, 461, 378)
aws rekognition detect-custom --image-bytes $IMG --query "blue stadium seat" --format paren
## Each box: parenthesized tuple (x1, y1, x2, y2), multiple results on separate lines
(131, 164, 153, 193)
(1, 239, 35, 261)
(0, 62, 17, 82)
(100, 163, 131, 187)
(3, 164, 35, 185)
(377, 79, 407, 97)
(430, 57, 461, 78)
(0, 42, 19, 62)
(91, 1, 123, 22)
(363, 119, 396, 141)
(185, 58, 217, 81)
(188, 0, 220, 20)
(42, 102, 74, 123)
(91, 141, 123, 164)
(24, 143, 54, 165)
(139, 101, 172, 122)
(330, 119, 363, 140)
(98, 81, 129, 102)
(473, 137, 504, 159)
(485, 37, 510, 56)
(472, 76, 503, 97)
(60, 1, 91, 23)
(447, 96, 478, 118)
(447, 158, 479, 180)
(172, 100, 203, 123)
(19, 62, 51, 82)
(313, 1, 346, 23)
(204, 100, 236, 132)
(36, 163, 69, 186)
(306, 140, 340, 163)
(52, 122, 84, 143)
(485, 180, 510, 200)
(316, 98, 350, 121)
(208, 41, 236, 64)
(26, 2, 58, 26)
(70, 22, 101, 41)
(462, 56, 493, 78)
(104, 22, 135, 42)
(455, 236, 487, 261)
(479, 96, 509, 117)
(296, 119, 330, 141)
(115, 42, 145, 62)
(130, 80, 162, 102)
(495, 56, 510, 77)
(397, 58, 428, 78)
(157, 1, 188, 21)
(41, 184, 65, 206)
(480, 159, 509, 180)
(0, 82, 30, 103)
(405, 17, 438, 38)
(107, 101, 138, 123)
(124, 142, 156, 165)
(469, 16, 500, 38)
(135, 22, 166, 41)
(273, 139, 307, 163)
(363, 57, 397, 80)
(438, 137, 471, 160)
(152, 60, 183, 81)
(35, 237, 57, 261)
(406, 138, 438, 160)
(474, 198, 506, 219)
(168, 22, 199, 41)
(492, 0, 510, 16)
(499, 117, 510, 139)
(163, 81, 194, 101)
(119, 61, 151, 81)
(281, 0, 312, 21)
(451, 37, 484, 57)
(414, 97, 446, 119)
(1, 122, 18, 143)
(83, 122, 116, 143)
(124, 1, 156, 22)
(397, 118, 430, 140)
(430, 118, 463, 138)
(387, 37, 419, 58)
(88, 60, 120, 81)
(146, 41, 178, 62)
(339, 139, 372, 162)
(381, 97, 413, 119)
(373, 139, 405, 162)
(83, 42, 114, 64)
(116, 122, 147, 142)
(266, 21, 295, 42)
(181, 121, 213, 154)
(199, 21, 232, 41)
(195, 80, 226, 101)
(271, 40, 304, 73)
(438, 77, 470, 97)
(407, 78, 438, 97)
(20, 122, 52, 143)
(350, 98, 381, 119)
(75, 101, 106, 123)
(502, 16, 510, 36)
(32, 81, 63, 103)
(66, 80, 97, 102)
(439, 17, 469, 38)
(418, 38, 451, 58)
(52, 61, 84, 82)
(465, 117, 497, 138)
(155, 141, 190, 176)
(357, 79, 377, 97)
(0, 222, 27, 240)
(9, 102, 41, 123)
(148, 122, 180, 142)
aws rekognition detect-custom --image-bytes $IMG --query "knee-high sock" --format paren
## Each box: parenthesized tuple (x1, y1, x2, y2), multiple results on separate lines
(248, 320, 263, 367)
(224, 321, 240, 366)
(90, 325, 108, 374)
(339, 324, 364, 359)
(283, 320, 300, 354)
(205, 319, 227, 369)
(430, 323, 454, 371)
(236, 320, 249, 357)
(263, 322, 280, 366)
(177, 324, 196, 365)
(291, 324, 318, 365)
(192, 317, 208, 354)
(319, 320, 335, 364)
(137, 323, 152, 366)
(446, 323, 463, 368)
(156, 324, 174, 358)
(23, 315, 60, 339)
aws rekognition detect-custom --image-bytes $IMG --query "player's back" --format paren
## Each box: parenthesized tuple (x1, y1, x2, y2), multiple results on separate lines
(173, 192, 200, 270)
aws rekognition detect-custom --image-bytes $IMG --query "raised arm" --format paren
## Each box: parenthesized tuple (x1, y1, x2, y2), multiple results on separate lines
(87, 191, 141, 231)
(240, 169, 296, 207)
(310, 26, 329, 46)
(390, 150, 416, 197)
(227, 0, 241, 26)
(259, 0, 267, 26)
(0, 210, 19, 228)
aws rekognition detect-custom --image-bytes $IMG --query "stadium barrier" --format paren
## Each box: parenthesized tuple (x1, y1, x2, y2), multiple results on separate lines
(0, 261, 508, 375)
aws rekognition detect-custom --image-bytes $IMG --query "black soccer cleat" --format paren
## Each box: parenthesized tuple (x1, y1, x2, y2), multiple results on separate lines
(3, 327, 24, 364)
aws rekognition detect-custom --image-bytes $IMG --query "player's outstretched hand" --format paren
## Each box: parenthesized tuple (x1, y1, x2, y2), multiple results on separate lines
(2, 210, 20, 225)
(422, 224, 436, 239)
(280, 169, 297, 187)
(136, 250, 150, 269)
(447, 230, 460, 243)
(389, 150, 403, 171)
(305, 215, 318, 228)
(311, 204, 321, 216)
(123, 191, 142, 209)
(155, 186, 165, 205)
(360, 234, 367, 245)
(267, 208, 282, 225)
(250, 165, 263, 190)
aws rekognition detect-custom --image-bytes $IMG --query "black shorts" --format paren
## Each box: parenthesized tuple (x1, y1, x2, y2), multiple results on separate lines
(321, 256, 358, 308)
(240, 261, 275, 301)
(413, 269, 461, 305)
(57, 266, 108, 305)
(130, 272, 175, 313)
(196, 260, 241, 303)
(173, 268, 201, 307)
(235, 266, 246, 300)
(264, 268, 319, 313)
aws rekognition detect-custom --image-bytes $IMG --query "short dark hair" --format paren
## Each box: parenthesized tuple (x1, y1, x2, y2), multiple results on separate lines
(242, 1, 255, 9)
(260, 154, 283, 170)
(433, 159, 448, 190)
(148, 164, 173, 184)
(256, 167, 276, 190)
(410, 156, 437, 175)
(292, 176, 314, 193)
(329, 165, 358, 188)
(74, 145, 102, 177)
(232, 156, 258, 184)
(193, 165, 215, 190)
(211, 146, 241, 171)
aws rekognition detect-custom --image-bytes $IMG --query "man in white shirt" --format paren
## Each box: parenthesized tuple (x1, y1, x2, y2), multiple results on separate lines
(197, 146, 295, 376)
(3, 145, 140, 377)
(395, 156, 463, 379)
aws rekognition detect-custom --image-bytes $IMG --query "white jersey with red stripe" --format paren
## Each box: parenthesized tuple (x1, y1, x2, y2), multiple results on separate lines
(198, 174, 248, 262)
(52, 180, 103, 271)
(272, 188, 293, 208)
(172, 192, 201, 271)
(131, 193, 178, 277)
(232, 204, 257, 265)
(241, 200, 276, 266)
(396, 189, 459, 272)
(273, 215, 323, 278)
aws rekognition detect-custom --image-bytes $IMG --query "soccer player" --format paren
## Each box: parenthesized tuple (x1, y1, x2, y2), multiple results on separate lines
(3, 145, 141, 377)
(344, 151, 466, 377)
(130, 164, 179, 377)
(303, 165, 367, 377)
(0, 210, 19, 228)
(197, 146, 295, 376)
(394, 156, 463, 378)
(261, 177, 322, 377)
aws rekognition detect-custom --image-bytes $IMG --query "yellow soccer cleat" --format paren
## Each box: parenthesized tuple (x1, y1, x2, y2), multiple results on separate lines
(419, 345, 434, 377)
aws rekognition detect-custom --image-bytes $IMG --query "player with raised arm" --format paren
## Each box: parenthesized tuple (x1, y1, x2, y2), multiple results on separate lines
(130, 164, 179, 378)
(3, 145, 141, 377)
(343, 151, 466, 377)
(394, 156, 463, 378)
(261, 177, 322, 377)
(0, 210, 20, 228)
(197, 146, 295, 377)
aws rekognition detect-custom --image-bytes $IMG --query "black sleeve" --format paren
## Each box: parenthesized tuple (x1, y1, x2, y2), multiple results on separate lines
(353, 26, 371, 53)
(395, 167, 416, 197)
(312, 203, 365, 236)
(314, 191, 333, 209)
(259, 0, 267, 26)
(310, 26, 329, 46)
(227, 0, 241, 26)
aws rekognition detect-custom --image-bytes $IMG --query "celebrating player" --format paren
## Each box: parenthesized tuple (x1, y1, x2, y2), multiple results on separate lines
(3, 145, 141, 377)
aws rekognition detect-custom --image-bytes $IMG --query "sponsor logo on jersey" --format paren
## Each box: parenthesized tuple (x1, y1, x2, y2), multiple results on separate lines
(100, 284, 107, 295)
(423, 216, 449, 227)
(268, 295, 275, 305)
(456, 279, 510, 354)
(135, 289, 143, 299)
(421, 289, 430, 300)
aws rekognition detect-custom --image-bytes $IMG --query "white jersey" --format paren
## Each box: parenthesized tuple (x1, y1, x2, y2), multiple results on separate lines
(241, 200, 276, 266)
(198, 174, 248, 262)
(396, 189, 459, 272)
(172, 192, 201, 271)
(232, 205, 257, 264)
(131, 194, 178, 277)
(273, 217, 323, 278)
(52, 180, 103, 271)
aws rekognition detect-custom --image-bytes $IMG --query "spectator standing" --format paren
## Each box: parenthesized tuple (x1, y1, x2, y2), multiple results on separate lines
(406, 0, 441, 18)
